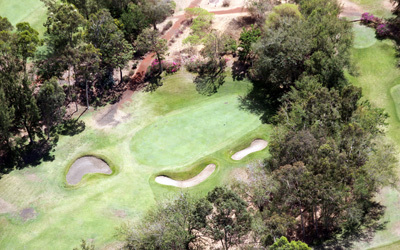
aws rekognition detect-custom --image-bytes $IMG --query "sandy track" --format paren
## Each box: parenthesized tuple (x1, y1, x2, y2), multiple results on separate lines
(66, 156, 112, 185)
(155, 164, 216, 188)
(231, 139, 268, 160)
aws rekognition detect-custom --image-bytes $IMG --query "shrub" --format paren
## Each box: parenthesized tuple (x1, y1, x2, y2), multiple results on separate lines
(361, 12, 379, 24)
(184, 57, 213, 73)
(146, 59, 181, 76)
(376, 23, 390, 37)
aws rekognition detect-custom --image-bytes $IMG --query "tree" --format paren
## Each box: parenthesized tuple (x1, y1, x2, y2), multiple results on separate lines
(238, 25, 261, 62)
(119, 3, 150, 43)
(265, 3, 302, 29)
(136, 28, 167, 74)
(0, 88, 15, 149)
(86, 9, 133, 85)
(74, 43, 100, 109)
(15, 22, 40, 78)
(37, 0, 85, 80)
(246, 0, 278, 23)
(141, 0, 174, 30)
(183, 8, 214, 45)
(123, 192, 212, 250)
(205, 187, 252, 250)
(0, 16, 13, 31)
(270, 236, 311, 250)
(37, 78, 66, 139)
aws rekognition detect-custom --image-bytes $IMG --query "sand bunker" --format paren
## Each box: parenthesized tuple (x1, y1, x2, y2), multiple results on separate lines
(66, 156, 112, 185)
(231, 139, 268, 160)
(155, 164, 216, 188)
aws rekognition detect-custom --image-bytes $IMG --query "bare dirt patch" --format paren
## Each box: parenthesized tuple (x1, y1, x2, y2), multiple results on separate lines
(113, 209, 127, 218)
(94, 104, 131, 128)
(20, 207, 37, 221)
(155, 164, 216, 188)
(231, 139, 268, 160)
(66, 156, 112, 185)
(0, 198, 17, 214)
(383, 0, 394, 11)
(339, 0, 364, 17)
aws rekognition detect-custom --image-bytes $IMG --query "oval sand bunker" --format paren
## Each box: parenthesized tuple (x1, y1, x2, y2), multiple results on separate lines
(231, 139, 268, 160)
(155, 164, 216, 188)
(66, 157, 112, 185)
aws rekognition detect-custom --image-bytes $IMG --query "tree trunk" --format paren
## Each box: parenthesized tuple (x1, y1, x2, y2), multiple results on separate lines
(24, 120, 34, 144)
(85, 80, 89, 109)
(156, 53, 163, 75)
(153, 22, 157, 31)
(300, 202, 305, 238)
(120, 67, 123, 84)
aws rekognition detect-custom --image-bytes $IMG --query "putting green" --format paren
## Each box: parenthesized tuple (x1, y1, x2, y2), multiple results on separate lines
(353, 23, 377, 49)
(131, 96, 261, 167)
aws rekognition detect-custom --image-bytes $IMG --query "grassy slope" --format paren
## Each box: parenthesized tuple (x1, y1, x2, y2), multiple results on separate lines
(347, 33, 400, 248)
(0, 0, 47, 35)
(351, 0, 393, 17)
(0, 71, 271, 249)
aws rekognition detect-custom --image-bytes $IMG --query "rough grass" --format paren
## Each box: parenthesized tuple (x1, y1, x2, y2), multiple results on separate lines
(351, 0, 394, 17)
(0, 71, 271, 249)
(0, 0, 47, 35)
(347, 39, 400, 249)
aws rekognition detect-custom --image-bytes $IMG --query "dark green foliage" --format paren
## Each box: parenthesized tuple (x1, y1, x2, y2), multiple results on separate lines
(73, 239, 95, 250)
(15, 22, 40, 76)
(141, 0, 174, 30)
(37, 78, 66, 139)
(136, 28, 167, 75)
(238, 25, 261, 62)
(205, 187, 252, 250)
(119, 3, 150, 43)
(245, 0, 352, 121)
(0, 16, 13, 32)
(86, 9, 133, 86)
(123, 192, 212, 250)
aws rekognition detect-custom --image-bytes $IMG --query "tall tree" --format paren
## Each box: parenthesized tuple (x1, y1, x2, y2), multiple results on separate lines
(205, 187, 252, 250)
(15, 22, 40, 78)
(141, 0, 174, 30)
(119, 3, 151, 43)
(37, 78, 66, 139)
(74, 43, 100, 109)
(86, 9, 133, 86)
(136, 28, 167, 74)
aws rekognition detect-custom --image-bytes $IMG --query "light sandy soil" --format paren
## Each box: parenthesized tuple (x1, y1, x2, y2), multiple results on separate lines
(231, 139, 268, 160)
(383, 0, 395, 11)
(93, 103, 131, 128)
(0, 198, 17, 214)
(155, 164, 216, 188)
(339, 0, 364, 17)
(66, 156, 112, 185)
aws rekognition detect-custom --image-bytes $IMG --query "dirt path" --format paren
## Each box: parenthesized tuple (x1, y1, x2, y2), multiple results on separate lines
(340, 0, 365, 17)
(155, 164, 216, 188)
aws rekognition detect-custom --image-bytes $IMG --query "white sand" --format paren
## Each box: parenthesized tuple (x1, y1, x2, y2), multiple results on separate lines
(231, 139, 268, 160)
(155, 164, 216, 188)
(66, 156, 112, 185)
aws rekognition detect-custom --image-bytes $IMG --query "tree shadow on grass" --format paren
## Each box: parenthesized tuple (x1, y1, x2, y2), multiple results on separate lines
(314, 202, 388, 250)
(58, 119, 86, 136)
(144, 74, 164, 92)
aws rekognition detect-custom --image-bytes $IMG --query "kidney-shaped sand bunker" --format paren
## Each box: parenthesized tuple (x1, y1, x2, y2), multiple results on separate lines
(66, 156, 112, 185)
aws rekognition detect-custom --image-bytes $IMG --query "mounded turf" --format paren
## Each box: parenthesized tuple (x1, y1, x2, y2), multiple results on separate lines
(0, 71, 271, 249)
(0, 0, 47, 35)
(131, 96, 261, 167)
(353, 23, 377, 49)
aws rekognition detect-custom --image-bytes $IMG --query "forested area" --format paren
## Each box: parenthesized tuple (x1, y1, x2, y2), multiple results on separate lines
(0, 0, 174, 172)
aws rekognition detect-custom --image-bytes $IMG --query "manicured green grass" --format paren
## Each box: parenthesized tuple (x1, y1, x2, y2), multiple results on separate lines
(0, 0, 47, 35)
(0, 70, 271, 249)
(346, 39, 400, 249)
(353, 23, 377, 49)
